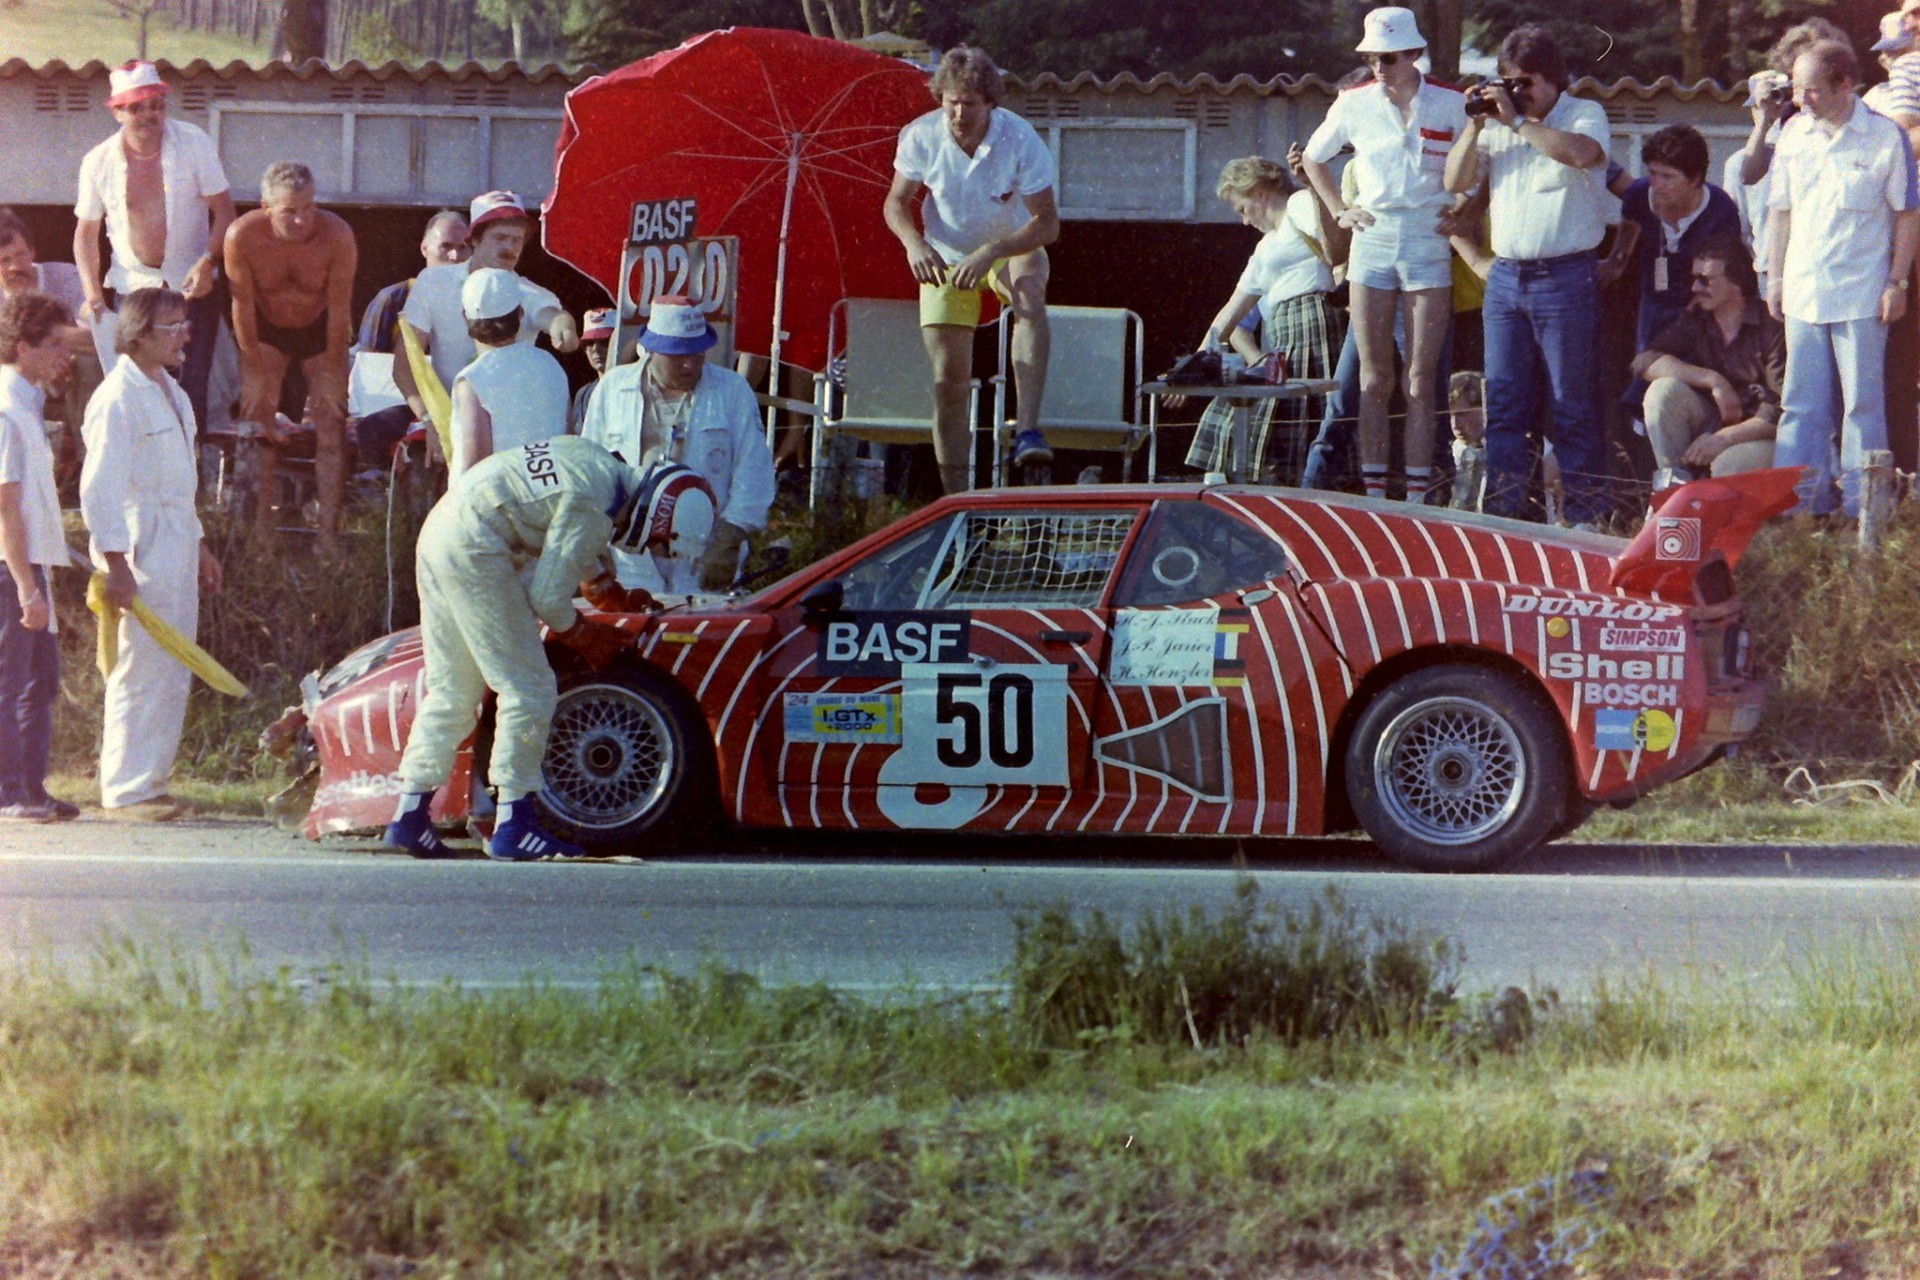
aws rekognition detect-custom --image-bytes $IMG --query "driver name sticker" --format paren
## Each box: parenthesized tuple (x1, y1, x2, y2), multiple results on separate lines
(894, 662, 1069, 786)
(1111, 607, 1218, 686)
(783, 692, 902, 744)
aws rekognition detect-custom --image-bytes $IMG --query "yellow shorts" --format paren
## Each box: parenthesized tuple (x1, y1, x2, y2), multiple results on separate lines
(918, 260, 1013, 327)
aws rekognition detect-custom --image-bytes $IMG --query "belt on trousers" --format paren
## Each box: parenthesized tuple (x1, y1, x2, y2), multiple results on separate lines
(1503, 250, 1596, 271)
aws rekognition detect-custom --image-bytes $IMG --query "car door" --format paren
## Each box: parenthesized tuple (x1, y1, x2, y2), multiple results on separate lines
(765, 503, 1144, 831)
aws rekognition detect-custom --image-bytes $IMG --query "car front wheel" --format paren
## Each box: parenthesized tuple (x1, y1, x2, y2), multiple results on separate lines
(1345, 665, 1569, 872)
(538, 666, 712, 850)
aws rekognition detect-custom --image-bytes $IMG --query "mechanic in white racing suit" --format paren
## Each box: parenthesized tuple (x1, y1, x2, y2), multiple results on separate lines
(383, 436, 712, 860)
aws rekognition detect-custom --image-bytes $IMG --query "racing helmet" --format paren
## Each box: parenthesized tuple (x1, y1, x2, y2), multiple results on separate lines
(612, 460, 717, 561)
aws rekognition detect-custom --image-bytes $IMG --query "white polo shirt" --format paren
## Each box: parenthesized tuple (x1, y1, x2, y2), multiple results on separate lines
(1721, 140, 1774, 272)
(1304, 75, 1468, 214)
(74, 118, 230, 292)
(0, 366, 64, 576)
(894, 108, 1056, 262)
(401, 263, 564, 390)
(1769, 102, 1915, 325)
(1476, 91, 1613, 261)
(1236, 191, 1335, 309)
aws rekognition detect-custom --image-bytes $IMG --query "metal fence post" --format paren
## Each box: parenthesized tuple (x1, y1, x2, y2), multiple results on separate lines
(1860, 449, 1895, 555)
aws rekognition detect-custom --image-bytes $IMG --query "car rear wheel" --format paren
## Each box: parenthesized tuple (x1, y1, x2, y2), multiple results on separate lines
(538, 665, 712, 850)
(1345, 665, 1569, 872)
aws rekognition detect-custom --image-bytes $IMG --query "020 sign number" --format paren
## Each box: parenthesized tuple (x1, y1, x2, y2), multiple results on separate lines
(899, 662, 1068, 787)
(623, 239, 735, 317)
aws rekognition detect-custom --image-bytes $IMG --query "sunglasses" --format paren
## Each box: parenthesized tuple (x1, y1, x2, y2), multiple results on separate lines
(1690, 272, 1723, 287)
(1363, 51, 1407, 67)
(151, 320, 192, 333)
(117, 99, 167, 116)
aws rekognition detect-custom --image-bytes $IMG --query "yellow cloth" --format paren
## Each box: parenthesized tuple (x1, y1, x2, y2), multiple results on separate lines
(918, 260, 1013, 327)
(87, 572, 249, 698)
(400, 321, 455, 460)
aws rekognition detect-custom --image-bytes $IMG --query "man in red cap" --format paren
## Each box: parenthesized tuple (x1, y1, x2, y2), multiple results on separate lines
(393, 190, 577, 426)
(73, 60, 235, 431)
(568, 306, 616, 434)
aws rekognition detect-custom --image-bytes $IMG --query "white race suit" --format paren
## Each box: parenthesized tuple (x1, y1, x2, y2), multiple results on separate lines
(79, 355, 203, 808)
(398, 435, 635, 802)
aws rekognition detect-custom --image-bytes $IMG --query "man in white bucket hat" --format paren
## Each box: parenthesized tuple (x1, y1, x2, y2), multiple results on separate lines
(73, 60, 236, 431)
(581, 296, 773, 596)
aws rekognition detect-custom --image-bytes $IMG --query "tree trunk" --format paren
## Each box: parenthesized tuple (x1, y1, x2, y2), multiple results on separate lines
(1678, 0, 1706, 85)
(1426, 0, 1462, 81)
(1726, 0, 1751, 82)
(798, 0, 827, 38)
(137, 8, 150, 58)
(858, 0, 876, 37)
(278, 0, 325, 61)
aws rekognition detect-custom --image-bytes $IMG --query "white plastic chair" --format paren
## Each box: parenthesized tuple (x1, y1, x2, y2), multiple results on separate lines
(990, 305, 1150, 485)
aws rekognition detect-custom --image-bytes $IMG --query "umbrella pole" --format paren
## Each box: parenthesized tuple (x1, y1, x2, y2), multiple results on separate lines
(765, 139, 802, 449)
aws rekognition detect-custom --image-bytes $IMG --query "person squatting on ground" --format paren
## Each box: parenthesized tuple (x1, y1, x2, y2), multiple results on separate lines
(79, 287, 224, 821)
(1302, 5, 1464, 503)
(73, 60, 235, 432)
(1766, 39, 1919, 519)
(1604, 126, 1743, 356)
(224, 161, 358, 548)
(393, 190, 577, 430)
(1445, 23, 1614, 528)
(1631, 236, 1784, 486)
(884, 46, 1060, 492)
(0, 291, 83, 823)
(1184, 156, 1342, 480)
(582, 298, 774, 595)
(382, 436, 699, 861)
(448, 268, 570, 477)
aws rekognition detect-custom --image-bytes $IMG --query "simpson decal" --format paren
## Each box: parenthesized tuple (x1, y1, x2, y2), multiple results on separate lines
(1599, 625, 1686, 654)
(1504, 595, 1682, 621)
(783, 692, 902, 744)
(817, 612, 971, 676)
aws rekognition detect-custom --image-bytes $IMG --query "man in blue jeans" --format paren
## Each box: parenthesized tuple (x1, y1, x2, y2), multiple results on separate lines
(1444, 24, 1613, 527)
(1766, 40, 1919, 518)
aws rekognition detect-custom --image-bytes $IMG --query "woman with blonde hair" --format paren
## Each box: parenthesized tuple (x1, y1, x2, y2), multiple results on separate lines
(1186, 154, 1344, 479)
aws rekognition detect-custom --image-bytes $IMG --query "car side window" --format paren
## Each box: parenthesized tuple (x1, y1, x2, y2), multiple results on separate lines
(1112, 500, 1292, 607)
(918, 510, 1139, 609)
(839, 514, 961, 611)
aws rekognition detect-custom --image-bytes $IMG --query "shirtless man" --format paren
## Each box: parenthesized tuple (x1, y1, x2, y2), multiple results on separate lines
(224, 162, 357, 546)
(72, 60, 235, 431)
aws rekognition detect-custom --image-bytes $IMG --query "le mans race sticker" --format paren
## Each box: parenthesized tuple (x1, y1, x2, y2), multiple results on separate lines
(1594, 708, 1677, 753)
(784, 692, 902, 744)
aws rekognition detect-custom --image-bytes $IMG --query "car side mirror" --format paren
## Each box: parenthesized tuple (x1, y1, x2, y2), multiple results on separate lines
(800, 578, 844, 624)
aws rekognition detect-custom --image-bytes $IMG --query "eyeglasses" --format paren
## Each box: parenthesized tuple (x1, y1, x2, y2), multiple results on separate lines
(1362, 51, 1405, 67)
(1690, 272, 1722, 287)
(151, 320, 191, 333)
(117, 99, 166, 116)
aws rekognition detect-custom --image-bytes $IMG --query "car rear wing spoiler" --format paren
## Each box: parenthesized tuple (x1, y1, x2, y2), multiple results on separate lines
(1610, 467, 1803, 602)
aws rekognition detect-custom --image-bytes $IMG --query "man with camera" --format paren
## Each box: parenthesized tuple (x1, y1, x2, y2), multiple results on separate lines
(1444, 25, 1612, 528)
(1766, 40, 1918, 518)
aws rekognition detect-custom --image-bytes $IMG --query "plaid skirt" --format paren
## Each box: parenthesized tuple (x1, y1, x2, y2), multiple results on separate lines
(1186, 290, 1344, 481)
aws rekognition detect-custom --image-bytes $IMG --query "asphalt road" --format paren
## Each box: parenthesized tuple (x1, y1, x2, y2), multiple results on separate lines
(2, 818, 1919, 997)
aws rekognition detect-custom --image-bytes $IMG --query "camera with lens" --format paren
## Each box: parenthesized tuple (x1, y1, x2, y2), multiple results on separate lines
(1465, 77, 1527, 118)
(1762, 84, 1798, 119)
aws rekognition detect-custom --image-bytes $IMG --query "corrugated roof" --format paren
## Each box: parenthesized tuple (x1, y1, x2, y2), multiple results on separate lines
(0, 56, 593, 84)
(0, 56, 1741, 101)
(1007, 69, 1744, 102)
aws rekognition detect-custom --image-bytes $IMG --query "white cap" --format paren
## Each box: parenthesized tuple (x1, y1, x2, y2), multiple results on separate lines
(108, 60, 167, 109)
(461, 267, 522, 322)
(1745, 69, 1789, 106)
(1874, 12, 1914, 54)
(468, 190, 528, 234)
(1356, 6, 1425, 55)
(639, 295, 717, 355)
(581, 307, 616, 341)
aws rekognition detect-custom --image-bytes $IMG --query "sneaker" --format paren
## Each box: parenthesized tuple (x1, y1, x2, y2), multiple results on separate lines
(1009, 429, 1054, 469)
(487, 810, 584, 861)
(0, 801, 57, 823)
(384, 799, 455, 859)
(110, 795, 187, 822)
(36, 796, 80, 822)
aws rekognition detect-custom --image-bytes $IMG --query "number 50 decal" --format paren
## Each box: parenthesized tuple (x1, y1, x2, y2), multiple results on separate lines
(897, 663, 1069, 787)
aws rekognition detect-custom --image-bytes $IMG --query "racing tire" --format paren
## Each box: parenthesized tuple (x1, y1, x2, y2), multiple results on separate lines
(1345, 665, 1570, 872)
(537, 664, 714, 852)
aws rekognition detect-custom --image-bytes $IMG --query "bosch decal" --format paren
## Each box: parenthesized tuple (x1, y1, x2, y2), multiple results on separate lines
(783, 692, 902, 744)
(817, 612, 971, 676)
(1504, 595, 1682, 621)
(1547, 652, 1686, 708)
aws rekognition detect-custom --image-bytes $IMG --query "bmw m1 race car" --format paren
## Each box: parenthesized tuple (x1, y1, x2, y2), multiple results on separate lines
(289, 471, 1795, 871)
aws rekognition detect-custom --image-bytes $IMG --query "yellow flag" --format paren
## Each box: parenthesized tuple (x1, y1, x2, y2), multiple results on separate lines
(87, 572, 250, 699)
(399, 321, 455, 462)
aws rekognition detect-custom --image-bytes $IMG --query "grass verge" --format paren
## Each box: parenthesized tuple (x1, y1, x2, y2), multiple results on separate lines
(8, 883, 1920, 1278)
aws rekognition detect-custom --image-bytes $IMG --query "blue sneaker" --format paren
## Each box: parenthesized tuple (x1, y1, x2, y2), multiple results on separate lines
(1009, 429, 1054, 468)
(384, 792, 454, 859)
(487, 802, 584, 861)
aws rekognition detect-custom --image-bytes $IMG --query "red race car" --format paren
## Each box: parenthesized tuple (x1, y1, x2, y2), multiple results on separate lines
(289, 473, 1793, 870)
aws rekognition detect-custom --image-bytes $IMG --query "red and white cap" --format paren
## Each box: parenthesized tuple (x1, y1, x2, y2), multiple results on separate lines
(581, 307, 617, 342)
(613, 460, 717, 561)
(108, 60, 168, 109)
(1356, 6, 1426, 55)
(468, 190, 529, 234)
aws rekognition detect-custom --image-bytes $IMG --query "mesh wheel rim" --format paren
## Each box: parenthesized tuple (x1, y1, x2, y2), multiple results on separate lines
(1371, 694, 1526, 847)
(541, 682, 673, 831)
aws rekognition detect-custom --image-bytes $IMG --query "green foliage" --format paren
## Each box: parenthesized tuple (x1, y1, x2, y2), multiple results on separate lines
(1009, 879, 1462, 1049)
(1464, 0, 1846, 83)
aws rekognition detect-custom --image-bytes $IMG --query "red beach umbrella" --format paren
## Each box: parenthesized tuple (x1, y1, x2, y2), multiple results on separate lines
(543, 27, 931, 374)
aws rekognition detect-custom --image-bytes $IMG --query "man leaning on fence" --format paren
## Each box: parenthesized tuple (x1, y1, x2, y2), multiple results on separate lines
(1766, 40, 1919, 519)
